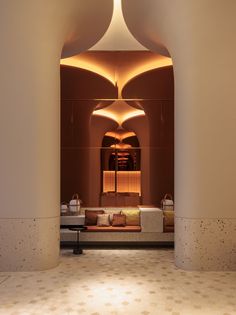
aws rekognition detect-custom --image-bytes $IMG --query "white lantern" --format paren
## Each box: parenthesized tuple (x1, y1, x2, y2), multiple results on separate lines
(69, 193, 81, 214)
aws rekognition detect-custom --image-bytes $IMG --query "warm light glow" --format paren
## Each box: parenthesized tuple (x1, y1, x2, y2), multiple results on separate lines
(93, 108, 144, 125)
(122, 110, 145, 123)
(110, 143, 132, 149)
(103, 171, 115, 192)
(60, 57, 116, 85)
(105, 131, 136, 141)
(92, 109, 118, 123)
(60, 52, 173, 94)
(113, 152, 130, 156)
(93, 100, 145, 125)
(103, 171, 141, 195)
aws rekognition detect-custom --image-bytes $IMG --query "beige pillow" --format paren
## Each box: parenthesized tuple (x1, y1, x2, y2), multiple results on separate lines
(97, 214, 110, 227)
(121, 209, 140, 226)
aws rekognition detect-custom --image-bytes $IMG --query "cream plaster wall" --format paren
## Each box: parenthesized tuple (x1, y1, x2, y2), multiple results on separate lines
(122, 0, 236, 218)
(122, 0, 236, 270)
(0, 0, 113, 271)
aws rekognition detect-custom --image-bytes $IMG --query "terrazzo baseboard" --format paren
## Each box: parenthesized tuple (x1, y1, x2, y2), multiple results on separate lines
(0, 217, 60, 271)
(175, 217, 236, 271)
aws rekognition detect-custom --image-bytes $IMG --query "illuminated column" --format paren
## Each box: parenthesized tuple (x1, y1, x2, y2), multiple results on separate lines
(0, 0, 113, 271)
(123, 0, 236, 270)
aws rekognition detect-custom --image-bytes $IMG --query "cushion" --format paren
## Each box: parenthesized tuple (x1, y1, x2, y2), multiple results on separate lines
(163, 210, 174, 226)
(97, 214, 110, 227)
(112, 214, 126, 227)
(121, 209, 140, 226)
(85, 210, 105, 226)
(104, 210, 121, 223)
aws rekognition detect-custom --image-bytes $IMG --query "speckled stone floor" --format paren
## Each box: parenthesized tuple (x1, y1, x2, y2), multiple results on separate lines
(0, 249, 236, 315)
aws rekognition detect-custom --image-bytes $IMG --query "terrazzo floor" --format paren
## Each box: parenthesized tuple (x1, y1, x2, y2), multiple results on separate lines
(0, 249, 236, 315)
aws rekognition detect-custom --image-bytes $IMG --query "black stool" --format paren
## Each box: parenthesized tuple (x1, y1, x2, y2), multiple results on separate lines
(69, 226, 86, 255)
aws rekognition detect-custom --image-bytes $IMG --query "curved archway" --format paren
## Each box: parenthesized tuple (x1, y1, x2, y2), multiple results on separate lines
(101, 130, 141, 206)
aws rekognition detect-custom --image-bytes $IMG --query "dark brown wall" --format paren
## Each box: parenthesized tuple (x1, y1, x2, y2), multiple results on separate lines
(60, 66, 117, 204)
(61, 65, 118, 100)
(123, 115, 151, 204)
(89, 115, 118, 206)
(61, 99, 95, 204)
(122, 66, 174, 99)
(122, 66, 174, 206)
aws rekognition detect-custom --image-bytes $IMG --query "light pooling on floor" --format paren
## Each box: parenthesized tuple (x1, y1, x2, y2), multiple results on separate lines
(0, 249, 236, 315)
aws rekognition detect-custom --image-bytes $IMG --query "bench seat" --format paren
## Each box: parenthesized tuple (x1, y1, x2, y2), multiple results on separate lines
(85, 225, 141, 232)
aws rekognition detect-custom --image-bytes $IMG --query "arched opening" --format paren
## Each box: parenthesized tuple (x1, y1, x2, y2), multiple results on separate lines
(102, 130, 140, 172)
(101, 129, 141, 206)
(60, 53, 174, 208)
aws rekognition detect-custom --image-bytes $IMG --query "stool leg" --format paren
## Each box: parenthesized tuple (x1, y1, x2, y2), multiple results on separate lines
(73, 231, 83, 255)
